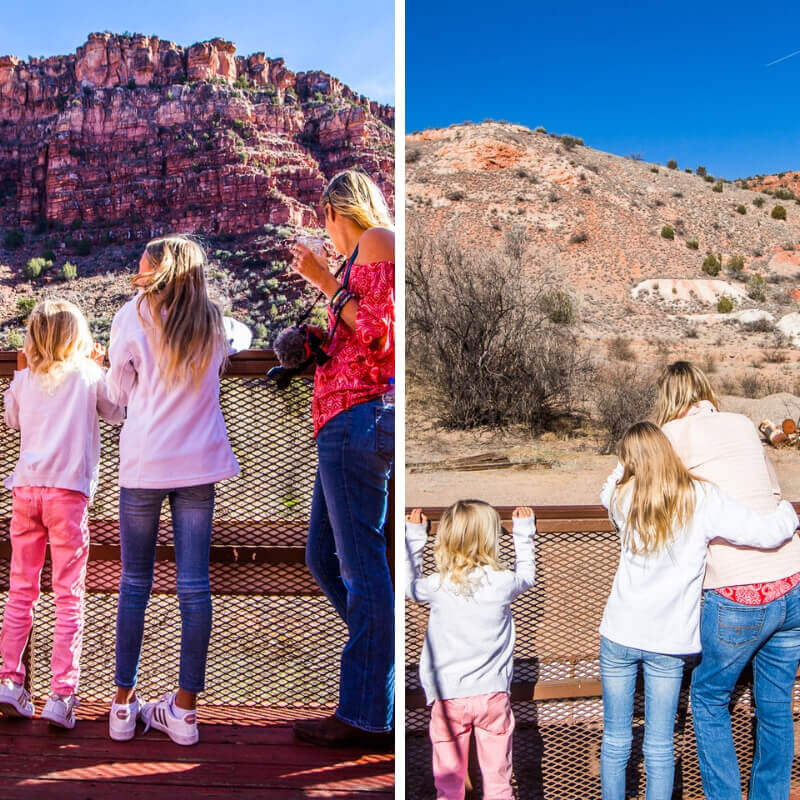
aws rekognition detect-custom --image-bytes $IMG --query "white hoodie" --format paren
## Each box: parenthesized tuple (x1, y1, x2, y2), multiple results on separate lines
(599, 463, 799, 654)
(4, 362, 124, 498)
(406, 516, 536, 704)
(106, 297, 239, 489)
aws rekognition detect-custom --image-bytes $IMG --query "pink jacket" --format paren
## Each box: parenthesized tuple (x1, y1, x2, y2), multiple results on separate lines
(662, 401, 800, 588)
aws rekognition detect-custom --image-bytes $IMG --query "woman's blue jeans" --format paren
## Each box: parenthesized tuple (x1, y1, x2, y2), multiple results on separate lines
(115, 484, 215, 694)
(691, 585, 800, 800)
(600, 636, 686, 800)
(306, 398, 395, 732)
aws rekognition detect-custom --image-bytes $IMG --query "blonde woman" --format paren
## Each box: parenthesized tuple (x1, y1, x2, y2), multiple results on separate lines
(106, 235, 240, 746)
(290, 170, 395, 747)
(598, 422, 798, 800)
(0, 300, 122, 728)
(405, 502, 536, 800)
(657, 361, 800, 800)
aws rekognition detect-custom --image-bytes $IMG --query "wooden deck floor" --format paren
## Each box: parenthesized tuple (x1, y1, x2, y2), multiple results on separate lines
(0, 702, 394, 798)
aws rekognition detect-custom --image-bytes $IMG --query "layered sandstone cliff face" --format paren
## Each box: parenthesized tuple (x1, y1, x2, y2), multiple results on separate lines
(0, 32, 394, 240)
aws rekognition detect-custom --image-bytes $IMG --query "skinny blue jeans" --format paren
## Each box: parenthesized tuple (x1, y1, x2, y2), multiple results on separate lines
(306, 398, 395, 732)
(600, 636, 686, 800)
(114, 484, 214, 694)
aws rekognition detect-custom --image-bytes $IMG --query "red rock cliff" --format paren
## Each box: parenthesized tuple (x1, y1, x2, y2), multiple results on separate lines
(0, 33, 394, 241)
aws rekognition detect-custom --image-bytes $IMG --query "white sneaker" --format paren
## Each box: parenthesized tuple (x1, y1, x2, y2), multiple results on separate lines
(109, 696, 140, 741)
(41, 693, 79, 729)
(140, 692, 199, 746)
(0, 679, 33, 718)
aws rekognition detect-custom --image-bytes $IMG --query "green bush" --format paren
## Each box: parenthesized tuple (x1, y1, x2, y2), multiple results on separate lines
(650, 167, 659, 173)
(539, 289, 575, 324)
(23, 257, 51, 279)
(772, 205, 787, 220)
(686, 239, 699, 250)
(747, 273, 767, 301)
(704, 174, 716, 183)
(7, 331, 23, 349)
(727, 253, 745, 274)
(736, 205, 746, 214)
(702, 254, 721, 276)
(61, 261, 77, 281)
(717, 295, 733, 313)
(712, 181, 724, 193)
(559, 135, 583, 149)
(667, 159, 678, 169)
(696, 166, 707, 177)
(16, 296, 37, 318)
(753, 197, 765, 208)
(661, 225, 675, 240)
(3, 228, 24, 249)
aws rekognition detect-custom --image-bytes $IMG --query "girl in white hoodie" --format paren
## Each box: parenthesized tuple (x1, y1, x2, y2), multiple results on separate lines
(598, 421, 798, 800)
(406, 501, 536, 800)
(106, 234, 239, 746)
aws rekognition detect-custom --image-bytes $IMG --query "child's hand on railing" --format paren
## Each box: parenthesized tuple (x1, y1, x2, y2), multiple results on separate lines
(512, 506, 534, 519)
(90, 342, 106, 366)
(406, 508, 428, 527)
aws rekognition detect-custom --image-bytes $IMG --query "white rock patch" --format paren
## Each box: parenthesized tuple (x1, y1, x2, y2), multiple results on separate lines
(631, 278, 748, 304)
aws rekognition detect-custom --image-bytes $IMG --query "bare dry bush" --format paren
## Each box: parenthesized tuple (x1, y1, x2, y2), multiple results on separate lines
(406, 225, 591, 431)
(595, 364, 658, 454)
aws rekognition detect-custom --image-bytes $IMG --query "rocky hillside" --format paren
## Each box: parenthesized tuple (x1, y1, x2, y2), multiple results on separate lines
(0, 33, 394, 347)
(407, 121, 800, 399)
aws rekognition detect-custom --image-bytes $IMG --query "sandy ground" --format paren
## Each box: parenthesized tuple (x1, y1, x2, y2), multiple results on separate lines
(406, 393, 800, 508)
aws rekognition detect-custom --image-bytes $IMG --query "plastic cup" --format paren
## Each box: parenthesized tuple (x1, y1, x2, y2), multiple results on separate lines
(296, 235, 326, 257)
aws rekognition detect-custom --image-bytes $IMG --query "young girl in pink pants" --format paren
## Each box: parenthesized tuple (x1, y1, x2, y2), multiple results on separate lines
(0, 299, 123, 728)
(406, 501, 536, 800)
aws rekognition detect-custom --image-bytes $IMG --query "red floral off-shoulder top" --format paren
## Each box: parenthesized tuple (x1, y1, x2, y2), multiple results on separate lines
(312, 260, 394, 437)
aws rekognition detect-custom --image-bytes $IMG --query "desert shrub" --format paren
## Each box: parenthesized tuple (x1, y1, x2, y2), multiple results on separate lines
(539, 289, 576, 323)
(406, 148, 421, 163)
(774, 187, 796, 200)
(3, 228, 23, 249)
(772, 205, 787, 220)
(406, 226, 591, 430)
(673, 191, 683, 198)
(686, 238, 699, 250)
(739, 373, 761, 398)
(661, 225, 675, 240)
(712, 181, 724, 193)
(560, 135, 583, 149)
(746, 273, 767, 301)
(23, 257, 51, 279)
(702, 254, 721, 275)
(727, 253, 745, 274)
(696, 166, 707, 177)
(596, 364, 657, 453)
(650, 167, 659, 174)
(753, 196, 765, 208)
(686, 326, 698, 338)
(61, 261, 77, 281)
(75, 239, 92, 256)
(736, 205, 746, 214)
(569, 231, 588, 244)
(667, 159, 678, 170)
(742, 317, 773, 333)
(701, 353, 718, 374)
(16, 296, 36, 318)
(717, 295, 733, 313)
(446, 189, 465, 201)
(607, 336, 635, 361)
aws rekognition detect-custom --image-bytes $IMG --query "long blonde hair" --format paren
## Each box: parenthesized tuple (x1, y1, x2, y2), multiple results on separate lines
(321, 170, 394, 231)
(655, 361, 719, 426)
(24, 298, 95, 392)
(133, 234, 226, 387)
(614, 421, 699, 555)
(435, 499, 504, 595)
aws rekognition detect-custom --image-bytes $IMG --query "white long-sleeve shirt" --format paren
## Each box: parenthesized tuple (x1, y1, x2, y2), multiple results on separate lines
(3, 362, 124, 498)
(599, 463, 799, 654)
(106, 297, 239, 489)
(406, 516, 536, 704)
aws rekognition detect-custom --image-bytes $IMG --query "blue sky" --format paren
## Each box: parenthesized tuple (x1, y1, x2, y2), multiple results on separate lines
(406, 0, 800, 178)
(0, 0, 394, 104)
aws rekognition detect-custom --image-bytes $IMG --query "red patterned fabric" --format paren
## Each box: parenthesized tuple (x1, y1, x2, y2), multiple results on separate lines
(312, 260, 394, 437)
(715, 570, 800, 605)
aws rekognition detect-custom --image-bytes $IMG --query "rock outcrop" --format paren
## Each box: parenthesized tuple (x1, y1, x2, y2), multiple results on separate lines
(0, 33, 394, 241)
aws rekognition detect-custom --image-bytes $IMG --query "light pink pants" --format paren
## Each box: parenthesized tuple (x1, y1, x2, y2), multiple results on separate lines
(0, 487, 90, 695)
(430, 691, 515, 800)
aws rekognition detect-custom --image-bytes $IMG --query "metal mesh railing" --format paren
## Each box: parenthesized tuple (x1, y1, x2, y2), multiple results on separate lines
(0, 350, 379, 709)
(405, 506, 800, 799)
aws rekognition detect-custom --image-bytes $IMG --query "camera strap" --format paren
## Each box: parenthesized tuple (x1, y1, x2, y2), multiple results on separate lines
(324, 243, 359, 347)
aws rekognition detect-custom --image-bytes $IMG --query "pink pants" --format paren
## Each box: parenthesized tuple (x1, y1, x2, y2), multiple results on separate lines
(430, 691, 515, 800)
(0, 487, 90, 695)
